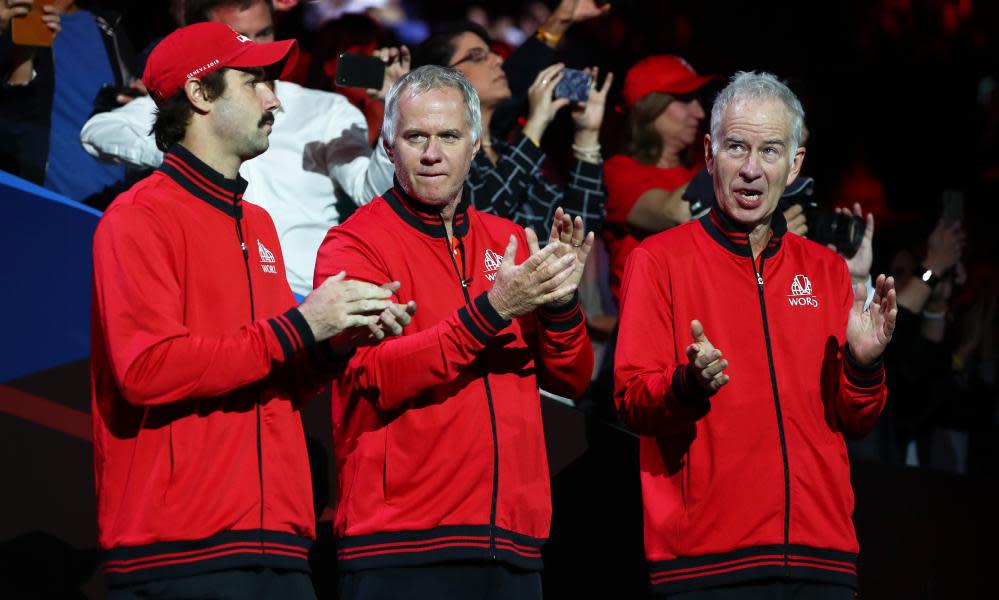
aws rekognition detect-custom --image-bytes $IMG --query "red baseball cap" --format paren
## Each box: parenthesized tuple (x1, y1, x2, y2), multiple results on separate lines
(621, 55, 715, 107)
(143, 22, 299, 104)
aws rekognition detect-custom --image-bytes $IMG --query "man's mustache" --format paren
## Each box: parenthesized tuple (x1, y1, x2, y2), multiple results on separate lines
(259, 112, 275, 128)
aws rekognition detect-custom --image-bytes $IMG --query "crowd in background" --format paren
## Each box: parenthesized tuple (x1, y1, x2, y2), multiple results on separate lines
(2, 0, 997, 477)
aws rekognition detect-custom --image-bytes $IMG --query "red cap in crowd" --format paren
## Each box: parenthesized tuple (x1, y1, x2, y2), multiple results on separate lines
(142, 22, 299, 104)
(621, 55, 715, 107)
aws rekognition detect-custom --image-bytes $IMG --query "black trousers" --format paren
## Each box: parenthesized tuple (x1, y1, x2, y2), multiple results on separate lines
(107, 567, 316, 600)
(338, 563, 543, 600)
(664, 580, 855, 600)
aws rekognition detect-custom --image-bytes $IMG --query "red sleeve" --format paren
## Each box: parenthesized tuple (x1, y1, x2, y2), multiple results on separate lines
(832, 260, 888, 436)
(603, 155, 652, 225)
(92, 204, 313, 407)
(614, 245, 712, 436)
(314, 226, 512, 413)
(531, 295, 594, 400)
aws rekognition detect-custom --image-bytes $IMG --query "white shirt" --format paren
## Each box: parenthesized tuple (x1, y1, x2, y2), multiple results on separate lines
(80, 80, 395, 297)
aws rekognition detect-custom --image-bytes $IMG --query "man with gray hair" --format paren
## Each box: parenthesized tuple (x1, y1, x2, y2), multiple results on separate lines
(615, 71, 898, 598)
(313, 65, 595, 599)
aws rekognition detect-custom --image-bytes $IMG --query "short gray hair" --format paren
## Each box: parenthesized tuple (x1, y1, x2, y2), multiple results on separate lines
(382, 65, 482, 146)
(710, 71, 805, 166)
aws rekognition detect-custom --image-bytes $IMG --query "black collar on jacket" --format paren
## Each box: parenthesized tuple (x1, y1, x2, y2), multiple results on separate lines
(383, 178, 471, 239)
(159, 144, 248, 218)
(700, 205, 787, 260)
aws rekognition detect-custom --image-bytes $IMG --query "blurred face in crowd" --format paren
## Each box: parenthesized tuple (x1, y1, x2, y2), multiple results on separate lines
(210, 0, 275, 43)
(210, 68, 280, 161)
(388, 86, 480, 210)
(448, 32, 510, 108)
(706, 98, 804, 230)
(655, 97, 705, 151)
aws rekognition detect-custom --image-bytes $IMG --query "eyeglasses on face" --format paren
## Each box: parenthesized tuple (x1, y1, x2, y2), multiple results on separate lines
(450, 47, 491, 67)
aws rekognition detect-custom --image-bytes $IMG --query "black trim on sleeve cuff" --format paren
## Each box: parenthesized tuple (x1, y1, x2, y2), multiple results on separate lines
(458, 292, 511, 345)
(843, 343, 885, 388)
(671, 363, 715, 404)
(539, 293, 584, 332)
(268, 308, 317, 361)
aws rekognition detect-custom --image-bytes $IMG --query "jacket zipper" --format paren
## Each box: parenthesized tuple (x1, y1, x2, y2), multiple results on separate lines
(234, 197, 265, 549)
(440, 220, 500, 560)
(753, 255, 791, 569)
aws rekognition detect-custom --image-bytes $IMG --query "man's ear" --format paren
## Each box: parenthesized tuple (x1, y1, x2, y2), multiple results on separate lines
(184, 79, 213, 113)
(785, 146, 806, 186)
(704, 133, 715, 175)
(382, 136, 395, 163)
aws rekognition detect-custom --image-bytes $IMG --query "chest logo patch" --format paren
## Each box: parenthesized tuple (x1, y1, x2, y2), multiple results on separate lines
(257, 240, 277, 274)
(483, 249, 503, 281)
(788, 274, 819, 308)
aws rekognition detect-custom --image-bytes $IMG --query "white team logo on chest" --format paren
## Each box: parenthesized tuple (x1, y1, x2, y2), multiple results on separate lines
(483, 249, 503, 281)
(787, 274, 819, 308)
(257, 240, 277, 274)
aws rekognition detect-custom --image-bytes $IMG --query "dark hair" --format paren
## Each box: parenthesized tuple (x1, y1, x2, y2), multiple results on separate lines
(184, 0, 272, 26)
(411, 21, 492, 69)
(625, 92, 676, 165)
(151, 69, 229, 151)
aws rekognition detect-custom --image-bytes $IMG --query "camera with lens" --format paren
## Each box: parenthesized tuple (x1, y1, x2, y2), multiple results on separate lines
(682, 167, 863, 258)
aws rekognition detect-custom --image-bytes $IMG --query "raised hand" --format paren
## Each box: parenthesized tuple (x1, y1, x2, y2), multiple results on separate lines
(846, 274, 898, 365)
(686, 320, 730, 392)
(830, 202, 874, 281)
(523, 63, 571, 144)
(531, 206, 594, 306)
(487, 232, 578, 320)
(570, 67, 613, 134)
(371, 45, 411, 100)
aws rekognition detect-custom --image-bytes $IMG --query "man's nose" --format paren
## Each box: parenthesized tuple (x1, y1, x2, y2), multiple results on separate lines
(261, 84, 280, 112)
(421, 138, 443, 163)
(739, 153, 763, 180)
(690, 100, 705, 119)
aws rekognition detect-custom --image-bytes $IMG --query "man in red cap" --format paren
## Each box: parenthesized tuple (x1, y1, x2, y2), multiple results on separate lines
(90, 22, 413, 599)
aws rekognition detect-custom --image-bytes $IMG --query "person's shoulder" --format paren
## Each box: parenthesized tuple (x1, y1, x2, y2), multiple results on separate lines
(97, 172, 178, 232)
(642, 218, 702, 248)
(783, 231, 841, 264)
(334, 195, 395, 233)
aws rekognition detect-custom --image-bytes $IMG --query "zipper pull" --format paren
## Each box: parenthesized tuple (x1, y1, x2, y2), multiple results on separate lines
(757, 273, 764, 286)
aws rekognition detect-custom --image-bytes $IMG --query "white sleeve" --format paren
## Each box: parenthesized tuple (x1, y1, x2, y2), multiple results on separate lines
(80, 95, 164, 169)
(317, 98, 394, 207)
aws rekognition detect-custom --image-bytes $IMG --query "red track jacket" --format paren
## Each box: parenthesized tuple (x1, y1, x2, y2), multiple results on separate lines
(615, 208, 887, 595)
(91, 145, 337, 586)
(314, 184, 593, 572)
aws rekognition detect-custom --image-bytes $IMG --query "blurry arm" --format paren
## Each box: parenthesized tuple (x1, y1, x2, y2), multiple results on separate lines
(80, 94, 163, 168)
(625, 185, 692, 233)
(318, 96, 394, 207)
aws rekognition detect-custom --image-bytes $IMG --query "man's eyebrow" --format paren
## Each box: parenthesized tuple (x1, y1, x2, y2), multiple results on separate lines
(763, 139, 786, 146)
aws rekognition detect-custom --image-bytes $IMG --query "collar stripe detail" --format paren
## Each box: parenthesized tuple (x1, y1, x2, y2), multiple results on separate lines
(700, 208, 786, 259)
(157, 144, 249, 216)
(163, 154, 236, 205)
(383, 183, 471, 239)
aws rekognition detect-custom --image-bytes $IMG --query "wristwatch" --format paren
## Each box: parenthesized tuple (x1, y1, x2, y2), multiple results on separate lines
(912, 265, 940, 288)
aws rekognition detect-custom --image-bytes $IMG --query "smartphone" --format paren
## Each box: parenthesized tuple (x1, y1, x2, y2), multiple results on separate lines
(11, 0, 57, 48)
(941, 189, 964, 224)
(335, 53, 385, 90)
(554, 68, 592, 102)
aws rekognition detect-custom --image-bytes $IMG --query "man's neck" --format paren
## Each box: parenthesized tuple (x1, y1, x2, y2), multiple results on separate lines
(178, 137, 241, 180)
(748, 220, 772, 260)
(439, 195, 462, 238)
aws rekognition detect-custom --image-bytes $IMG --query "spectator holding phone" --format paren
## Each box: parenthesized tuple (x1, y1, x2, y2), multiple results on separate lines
(413, 21, 611, 238)
(1, 0, 138, 204)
